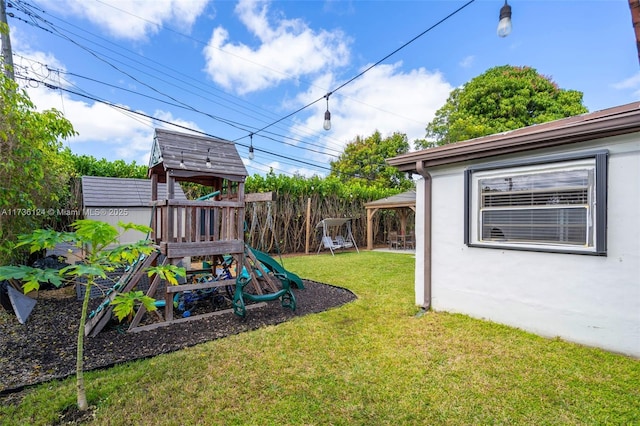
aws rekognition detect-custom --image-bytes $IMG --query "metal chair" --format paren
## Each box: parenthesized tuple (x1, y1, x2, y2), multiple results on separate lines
(404, 231, 415, 249)
(388, 231, 401, 249)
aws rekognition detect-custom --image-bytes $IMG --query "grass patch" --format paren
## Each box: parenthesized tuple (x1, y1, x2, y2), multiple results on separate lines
(2, 251, 638, 425)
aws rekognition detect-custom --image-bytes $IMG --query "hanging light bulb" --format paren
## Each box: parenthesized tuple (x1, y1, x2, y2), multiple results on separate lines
(180, 151, 186, 169)
(205, 148, 212, 168)
(248, 134, 255, 160)
(323, 93, 332, 131)
(323, 110, 331, 131)
(497, 0, 512, 38)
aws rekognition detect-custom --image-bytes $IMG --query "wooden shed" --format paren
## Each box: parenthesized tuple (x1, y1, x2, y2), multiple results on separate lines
(82, 176, 187, 245)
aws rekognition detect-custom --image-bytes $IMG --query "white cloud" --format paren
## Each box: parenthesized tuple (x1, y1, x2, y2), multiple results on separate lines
(152, 111, 202, 136)
(12, 43, 207, 165)
(11, 29, 208, 164)
(612, 72, 640, 98)
(202, 0, 350, 94)
(459, 55, 475, 68)
(27, 83, 155, 159)
(36, 0, 208, 40)
(10, 28, 67, 80)
(290, 62, 452, 161)
(27, 83, 208, 164)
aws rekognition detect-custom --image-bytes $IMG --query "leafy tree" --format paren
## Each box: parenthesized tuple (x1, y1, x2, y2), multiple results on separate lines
(0, 74, 76, 263)
(0, 220, 185, 411)
(245, 170, 400, 201)
(330, 130, 413, 190)
(70, 154, 148, 179)
(417, 65, 588, 148)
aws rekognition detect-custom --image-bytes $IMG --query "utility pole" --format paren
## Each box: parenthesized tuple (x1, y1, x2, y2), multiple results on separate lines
(0, 0, 15, 80)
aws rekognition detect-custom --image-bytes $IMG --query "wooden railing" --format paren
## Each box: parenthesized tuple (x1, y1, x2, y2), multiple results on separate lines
(151, 199, 245, 258)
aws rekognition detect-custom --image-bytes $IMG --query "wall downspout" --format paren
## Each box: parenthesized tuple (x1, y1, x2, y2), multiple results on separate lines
(416, 161, 432, 310)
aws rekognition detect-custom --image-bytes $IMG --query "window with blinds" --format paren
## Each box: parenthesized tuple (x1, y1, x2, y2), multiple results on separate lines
(465, 153, 607, 255)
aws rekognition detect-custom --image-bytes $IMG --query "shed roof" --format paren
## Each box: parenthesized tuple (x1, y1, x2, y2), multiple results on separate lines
(149, 128, 247, 183)
(81, 176, 187, 207)
(388, 102, 640, 171)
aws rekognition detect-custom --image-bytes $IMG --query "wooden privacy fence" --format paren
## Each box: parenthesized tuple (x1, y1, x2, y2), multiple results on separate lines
(245, 194, 413, 254)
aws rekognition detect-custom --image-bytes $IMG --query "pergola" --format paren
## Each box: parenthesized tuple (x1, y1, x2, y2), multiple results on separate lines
(364, 190, 416, 250)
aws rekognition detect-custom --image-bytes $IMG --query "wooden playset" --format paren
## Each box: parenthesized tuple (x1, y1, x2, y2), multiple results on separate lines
(84, 129, 302, 336)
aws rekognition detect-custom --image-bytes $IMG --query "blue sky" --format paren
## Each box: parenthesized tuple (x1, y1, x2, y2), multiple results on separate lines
(5, 0, 638, 177)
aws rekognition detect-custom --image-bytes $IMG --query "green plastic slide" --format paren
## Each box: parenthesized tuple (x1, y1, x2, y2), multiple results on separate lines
(248, 246, 305, 289)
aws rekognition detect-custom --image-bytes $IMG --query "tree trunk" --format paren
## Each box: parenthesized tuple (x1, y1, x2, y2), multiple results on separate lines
(76, 279, 92, 411)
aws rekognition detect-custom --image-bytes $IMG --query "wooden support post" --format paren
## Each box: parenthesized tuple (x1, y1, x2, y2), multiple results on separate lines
(85, 252, 159, 337)
(167, 178, 175, 242)
(367, 208, 378, 250)
(399, 209, 409, 239)
(128, 256, 168, 331)
(244, 249, 279, 293)
(305, 197, 311, 254)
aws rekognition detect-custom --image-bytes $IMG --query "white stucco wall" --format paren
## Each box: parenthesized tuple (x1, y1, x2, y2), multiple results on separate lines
(416, 135, 640, 357)
(85, 207, 152, 245)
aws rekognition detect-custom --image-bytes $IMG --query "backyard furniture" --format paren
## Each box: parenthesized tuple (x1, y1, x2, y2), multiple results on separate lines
(404, 231, 415, 249)
(316, 218, 359, 256)
(320, 236, 344, 256)
(335, 235, 354, 248)
(388, 231, 401, 249)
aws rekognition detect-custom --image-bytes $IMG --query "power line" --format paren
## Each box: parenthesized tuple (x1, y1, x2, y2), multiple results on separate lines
(331, 0, 475, 96)
(12, 51, 343, 160)
(239, 0, 477, 139)
(16, 75, 336, 174)
(18, 0, 475, 146)
(12, 0, 350, 153)
(9, 0, 474, 176)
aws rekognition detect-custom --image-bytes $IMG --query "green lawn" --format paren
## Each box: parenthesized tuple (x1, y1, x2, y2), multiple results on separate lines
(2, 251, 638, 425)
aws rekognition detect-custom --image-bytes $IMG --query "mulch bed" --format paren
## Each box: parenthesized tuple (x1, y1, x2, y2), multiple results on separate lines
(0, 280, 356, 395)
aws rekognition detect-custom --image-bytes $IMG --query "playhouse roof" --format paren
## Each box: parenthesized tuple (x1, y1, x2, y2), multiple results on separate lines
(148, 128, 247, 184)
(82, 176, 187, 207)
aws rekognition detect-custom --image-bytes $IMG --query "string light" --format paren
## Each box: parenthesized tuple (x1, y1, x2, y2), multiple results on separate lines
(323, 93, 332, 131)
(14, 0, 477, 174)
(248, 133, 255, 160)
(180, 151, 186, 168)
(497, 0, 512, 37)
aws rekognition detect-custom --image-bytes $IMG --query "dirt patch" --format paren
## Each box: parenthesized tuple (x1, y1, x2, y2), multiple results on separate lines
(0, 280, 356, 396)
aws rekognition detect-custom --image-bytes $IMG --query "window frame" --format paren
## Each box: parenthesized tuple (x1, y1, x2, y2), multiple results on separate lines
(464, 150, 608, 255)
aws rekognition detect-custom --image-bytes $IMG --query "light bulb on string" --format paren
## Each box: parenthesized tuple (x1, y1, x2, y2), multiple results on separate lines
(180, 151, 186, 169)
(248, 134, 255, 160)
(323, 93, 332, 131)
(205, 148, 212, 168)
(497, 0, 512, 37)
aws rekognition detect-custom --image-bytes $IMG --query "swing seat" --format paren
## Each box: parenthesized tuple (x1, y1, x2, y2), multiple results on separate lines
(335, 235, 353, 248)
(315, 218, 360, 256)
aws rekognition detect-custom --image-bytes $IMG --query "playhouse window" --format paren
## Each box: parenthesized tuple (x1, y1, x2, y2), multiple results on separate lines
(465, 152, 607, 255)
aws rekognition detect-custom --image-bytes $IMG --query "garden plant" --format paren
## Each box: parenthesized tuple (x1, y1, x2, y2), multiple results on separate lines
(0, 219, 185, 411)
